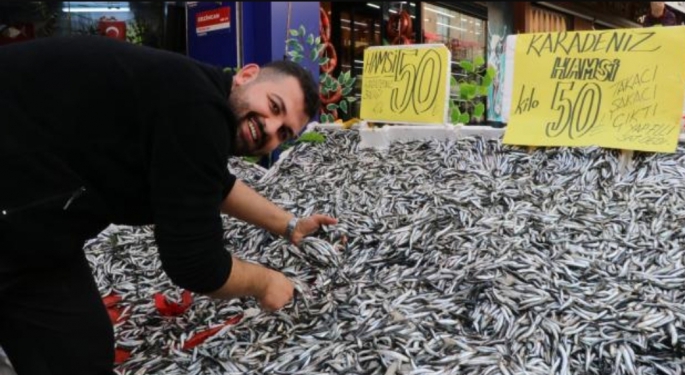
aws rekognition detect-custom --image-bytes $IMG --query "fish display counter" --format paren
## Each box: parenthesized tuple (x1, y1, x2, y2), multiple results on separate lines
(58, 126, 685, 374)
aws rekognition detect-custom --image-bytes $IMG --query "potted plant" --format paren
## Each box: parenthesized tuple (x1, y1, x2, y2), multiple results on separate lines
(449, 55, 496, 125)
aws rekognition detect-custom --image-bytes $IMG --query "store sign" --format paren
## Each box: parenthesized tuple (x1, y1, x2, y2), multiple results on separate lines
(360, 44, 451, 125)
(503, 27, 685, 153)
(196, 6, 230, 36)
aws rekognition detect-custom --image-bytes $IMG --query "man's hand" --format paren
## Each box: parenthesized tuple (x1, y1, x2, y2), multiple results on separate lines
(207, 257, 294, 311)
(256, 269, 295, 311)
(291, 214, 338, 245)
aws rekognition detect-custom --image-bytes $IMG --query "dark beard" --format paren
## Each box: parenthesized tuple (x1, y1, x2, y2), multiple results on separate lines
(225, 106, 241, 156)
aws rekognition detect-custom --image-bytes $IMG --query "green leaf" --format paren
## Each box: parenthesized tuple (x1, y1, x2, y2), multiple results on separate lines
(450, 107, 461, 125)
(287, 50, 300, 59)
(338, 74, 345, 85)
(299, 25, 306, 37)
(322, 114, 333, 123)
(243, 156, 260, 164)
(317, 44, 326, 55)
(450, 106, 461, 124)
(346, 97, 357, 102)
(286, 39, 299, 47)
(459, 83, 474, 99)
(459, 60, 474, 73)
(473, 102, 485, 117)
(458, 113, 470, 124)
(478, 85, 489, 96)
(315, 36, 321, 45)
(482, 74, 493, 87)
(327, 103, 339, 111)
(450, 75, 458, 87)
(342, 87, 352, 96)
(340, 100, 348, 114)
(324, 74, 334, 87)
(347, 77, 356, 87)
(320, 57, 330, 66)
(319, 74, 327, 83)
(486, 67, 496, 79)
(293, 55, 303, 64)
(297, 132, 326, 143)
(473, 56, 485, 68)
(343, 70, 351, 83)
(306, 34, 314, 45)
(310, 49, 318, 61)
(289, 29, 299, 37)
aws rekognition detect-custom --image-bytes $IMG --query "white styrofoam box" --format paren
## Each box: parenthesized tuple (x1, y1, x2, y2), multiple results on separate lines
(459, 126, 505, 140)
(501, 34, 517, 124)
(358, 121, 464, 149)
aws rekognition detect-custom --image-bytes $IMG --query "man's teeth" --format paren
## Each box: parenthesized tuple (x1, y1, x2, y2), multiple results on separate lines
(248, 121, 257, 142)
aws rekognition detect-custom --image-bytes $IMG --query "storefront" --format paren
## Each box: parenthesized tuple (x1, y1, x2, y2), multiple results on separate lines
(321, 1, 493, 123)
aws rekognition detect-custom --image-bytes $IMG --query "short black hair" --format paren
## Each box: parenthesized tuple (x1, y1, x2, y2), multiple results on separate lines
(259, 60, 320, 121)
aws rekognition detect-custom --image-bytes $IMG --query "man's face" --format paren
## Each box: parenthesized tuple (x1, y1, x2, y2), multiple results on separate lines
(229, 64, 309, 156)
(651, 2, 665, 16)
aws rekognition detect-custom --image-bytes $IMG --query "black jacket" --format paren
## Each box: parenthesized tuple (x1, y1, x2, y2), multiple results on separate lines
(0, 36, 238, 293)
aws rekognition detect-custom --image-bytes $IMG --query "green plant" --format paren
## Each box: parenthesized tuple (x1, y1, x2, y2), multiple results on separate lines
(242, 156, 260, 164)
(126, 18, 148, 45)
(286, 24, 356, 124)
(449, 55, 495, 125)
(279, 131, 326, 151)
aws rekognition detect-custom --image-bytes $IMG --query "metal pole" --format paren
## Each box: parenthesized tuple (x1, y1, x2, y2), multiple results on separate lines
(284, 2, 292, 60)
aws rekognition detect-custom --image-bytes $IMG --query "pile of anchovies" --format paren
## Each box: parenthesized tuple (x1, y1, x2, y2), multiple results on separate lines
(83, 129, 685, 375)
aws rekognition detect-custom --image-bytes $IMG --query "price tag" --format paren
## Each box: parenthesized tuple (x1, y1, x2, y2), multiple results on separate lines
(360, 44, 451, 125)
(503, 26, 685, 153)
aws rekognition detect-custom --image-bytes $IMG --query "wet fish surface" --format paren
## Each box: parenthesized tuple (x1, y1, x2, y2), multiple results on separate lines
(81, 130, 685, 375)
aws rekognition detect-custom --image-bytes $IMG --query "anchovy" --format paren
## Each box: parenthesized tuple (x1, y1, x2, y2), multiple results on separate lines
(63, 129, 685, 374)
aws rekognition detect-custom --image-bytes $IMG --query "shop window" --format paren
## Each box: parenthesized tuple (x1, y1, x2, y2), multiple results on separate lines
(421, 3, 485, 62)
(330, 2, 384, 119)
(421, 2, 487, 124)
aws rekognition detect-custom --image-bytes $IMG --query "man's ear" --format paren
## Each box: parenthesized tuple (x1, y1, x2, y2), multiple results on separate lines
(233, 63, 260, 88)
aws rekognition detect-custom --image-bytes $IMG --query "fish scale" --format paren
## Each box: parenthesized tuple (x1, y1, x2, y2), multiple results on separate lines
(77, 129, 685, 375)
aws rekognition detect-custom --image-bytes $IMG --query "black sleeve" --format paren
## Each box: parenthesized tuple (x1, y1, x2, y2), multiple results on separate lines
(150, 102, 237, 293)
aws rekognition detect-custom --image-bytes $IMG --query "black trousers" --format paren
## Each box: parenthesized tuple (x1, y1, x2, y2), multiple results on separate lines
(0, 249, 115, 375)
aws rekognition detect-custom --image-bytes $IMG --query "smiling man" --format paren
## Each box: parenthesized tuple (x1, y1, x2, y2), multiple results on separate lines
(0, 36, 334, 375)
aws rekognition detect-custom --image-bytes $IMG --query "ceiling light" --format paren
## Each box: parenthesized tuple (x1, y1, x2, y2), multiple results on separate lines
(62, 7, 130, 12)
(424, 6, 454, 18)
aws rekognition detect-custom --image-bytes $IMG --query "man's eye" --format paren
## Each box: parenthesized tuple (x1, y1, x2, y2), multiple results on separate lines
(271, 101, 279, 114)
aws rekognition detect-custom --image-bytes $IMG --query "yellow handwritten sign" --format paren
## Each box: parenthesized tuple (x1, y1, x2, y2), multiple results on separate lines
(360, 44, 451, 125)
(503, 27, 685, 153)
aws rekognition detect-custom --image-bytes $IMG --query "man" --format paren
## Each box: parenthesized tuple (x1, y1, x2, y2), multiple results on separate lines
(642, 1, 678, 27)
(0, 36, 335, 374)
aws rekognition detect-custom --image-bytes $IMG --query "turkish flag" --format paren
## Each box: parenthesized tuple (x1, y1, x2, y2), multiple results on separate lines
(98, 19, 126, 41)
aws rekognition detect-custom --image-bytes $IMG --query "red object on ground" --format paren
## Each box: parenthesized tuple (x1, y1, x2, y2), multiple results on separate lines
(182, 314, 244, 350)
(102, 293, 127, 324)
(102, 294, 122, 307)
(114, 348, 131, 364)
(154, 290, 194, 316)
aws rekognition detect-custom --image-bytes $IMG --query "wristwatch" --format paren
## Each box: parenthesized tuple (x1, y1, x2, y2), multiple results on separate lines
(285, 217, 298, 243)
